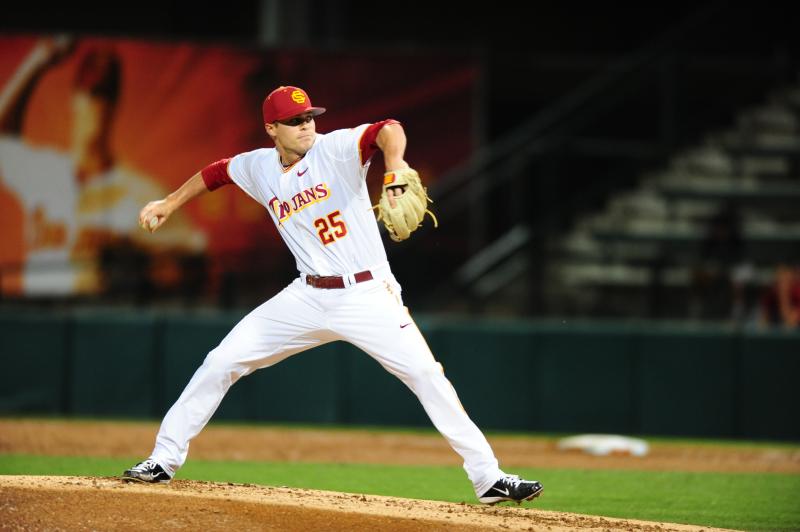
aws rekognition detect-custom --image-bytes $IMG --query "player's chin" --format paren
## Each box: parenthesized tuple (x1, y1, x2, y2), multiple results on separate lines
(296, 136, 314, 151)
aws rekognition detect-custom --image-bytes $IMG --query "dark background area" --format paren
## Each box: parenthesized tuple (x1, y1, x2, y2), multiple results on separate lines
(3, 3, 795, 54)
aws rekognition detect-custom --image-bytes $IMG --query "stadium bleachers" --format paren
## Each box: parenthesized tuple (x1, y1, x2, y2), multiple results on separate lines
(547, 80, 800, 320)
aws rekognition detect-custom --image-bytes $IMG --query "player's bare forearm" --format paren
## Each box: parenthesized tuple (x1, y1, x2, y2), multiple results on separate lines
(167, 172, 209, 210)
(139, 172, 207, 232)
(376, 123, 408, 172)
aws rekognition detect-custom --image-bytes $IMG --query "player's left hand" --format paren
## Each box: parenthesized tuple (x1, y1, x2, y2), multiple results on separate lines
(386, 187, 400, 208)
(374, 167, 437, 242)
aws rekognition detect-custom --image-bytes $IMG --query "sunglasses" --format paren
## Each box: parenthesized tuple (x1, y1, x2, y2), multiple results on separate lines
(278, 115, 314, 127)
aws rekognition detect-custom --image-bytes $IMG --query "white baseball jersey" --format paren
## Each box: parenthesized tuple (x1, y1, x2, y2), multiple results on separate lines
(226, 125, 386, 277)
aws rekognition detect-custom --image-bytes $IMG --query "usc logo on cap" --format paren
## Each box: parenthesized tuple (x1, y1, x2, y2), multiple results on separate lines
(291, 90, 306, 104)
(262, 85, 326, 124)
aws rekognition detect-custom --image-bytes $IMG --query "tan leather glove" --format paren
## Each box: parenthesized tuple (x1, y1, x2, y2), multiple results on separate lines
(375, 168, 438, 242)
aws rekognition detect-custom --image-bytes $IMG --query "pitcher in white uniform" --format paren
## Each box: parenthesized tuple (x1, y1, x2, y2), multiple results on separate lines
(122, 86, 543, 505)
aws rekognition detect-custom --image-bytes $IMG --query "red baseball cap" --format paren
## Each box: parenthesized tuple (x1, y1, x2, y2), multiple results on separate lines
(262, 86, 326, 124)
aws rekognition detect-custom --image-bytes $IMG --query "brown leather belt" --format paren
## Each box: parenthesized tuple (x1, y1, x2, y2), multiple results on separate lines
(305, 270, 373, 289)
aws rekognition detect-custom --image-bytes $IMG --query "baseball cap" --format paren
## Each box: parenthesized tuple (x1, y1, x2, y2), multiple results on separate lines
(262, 86, 326, 124)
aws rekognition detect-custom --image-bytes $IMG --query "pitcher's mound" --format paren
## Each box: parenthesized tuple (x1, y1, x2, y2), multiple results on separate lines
(0, 475, 728, 531)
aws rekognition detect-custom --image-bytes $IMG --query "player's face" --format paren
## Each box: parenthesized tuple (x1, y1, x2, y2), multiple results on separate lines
(269, 112, 316, 155)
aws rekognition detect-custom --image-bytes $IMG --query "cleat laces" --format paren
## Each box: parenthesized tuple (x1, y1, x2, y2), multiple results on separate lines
(131, 459, 158, 472)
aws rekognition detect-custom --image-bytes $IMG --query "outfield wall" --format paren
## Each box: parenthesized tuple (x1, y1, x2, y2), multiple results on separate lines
(1, 312, 797, 440)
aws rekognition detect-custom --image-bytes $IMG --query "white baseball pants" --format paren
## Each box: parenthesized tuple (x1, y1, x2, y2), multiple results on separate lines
(150, 263, 503, 496)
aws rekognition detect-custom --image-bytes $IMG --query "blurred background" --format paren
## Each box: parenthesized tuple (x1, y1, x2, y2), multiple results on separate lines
(1, 2, 798, 439)
(2, 1, 799, 323)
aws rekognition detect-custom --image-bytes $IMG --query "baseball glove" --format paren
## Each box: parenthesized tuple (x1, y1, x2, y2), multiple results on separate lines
(374, 168, 438, 242)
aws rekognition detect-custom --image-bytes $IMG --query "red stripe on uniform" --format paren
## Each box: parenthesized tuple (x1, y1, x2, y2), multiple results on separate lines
(201, 158, 233, 191)
(359, 119, 401, 165)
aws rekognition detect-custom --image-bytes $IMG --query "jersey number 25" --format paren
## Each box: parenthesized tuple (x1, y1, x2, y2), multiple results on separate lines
(314, 210, 348, 245)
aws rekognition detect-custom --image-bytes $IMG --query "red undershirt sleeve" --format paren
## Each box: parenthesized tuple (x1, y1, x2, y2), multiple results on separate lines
(200, 158, 233, 191)
(358, 119, 401, 165)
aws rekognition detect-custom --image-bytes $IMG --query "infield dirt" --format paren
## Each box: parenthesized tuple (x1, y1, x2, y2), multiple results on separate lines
(4, 419, 794, 530)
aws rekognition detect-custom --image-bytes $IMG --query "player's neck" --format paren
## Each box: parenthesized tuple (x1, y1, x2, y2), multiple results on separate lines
(278, 151, 304, 168)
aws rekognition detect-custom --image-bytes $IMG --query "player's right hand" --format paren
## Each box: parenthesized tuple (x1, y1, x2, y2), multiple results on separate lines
(139, 199, 171, 233)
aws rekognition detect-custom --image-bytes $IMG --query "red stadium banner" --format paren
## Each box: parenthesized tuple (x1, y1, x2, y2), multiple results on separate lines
(0, 35, 478, 296)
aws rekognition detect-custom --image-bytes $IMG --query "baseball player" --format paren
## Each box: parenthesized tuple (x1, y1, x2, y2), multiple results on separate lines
(122, 86, 543, 505)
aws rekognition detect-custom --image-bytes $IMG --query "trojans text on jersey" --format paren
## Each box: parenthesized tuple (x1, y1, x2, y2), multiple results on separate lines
(268, 183, 331, 223)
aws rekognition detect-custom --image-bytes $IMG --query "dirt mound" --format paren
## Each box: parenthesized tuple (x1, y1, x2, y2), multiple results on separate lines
(0, 476, 732, 531)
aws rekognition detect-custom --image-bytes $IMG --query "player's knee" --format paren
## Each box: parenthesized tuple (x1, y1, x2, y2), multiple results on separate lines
(404, 361, 444, 386)
(202, 347, 248, 380)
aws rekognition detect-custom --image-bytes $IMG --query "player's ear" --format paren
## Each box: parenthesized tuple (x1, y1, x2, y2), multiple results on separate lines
(265, 123, 277, 139)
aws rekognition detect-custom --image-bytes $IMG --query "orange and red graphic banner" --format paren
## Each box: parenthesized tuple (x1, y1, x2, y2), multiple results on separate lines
(0, 35, 478, 296)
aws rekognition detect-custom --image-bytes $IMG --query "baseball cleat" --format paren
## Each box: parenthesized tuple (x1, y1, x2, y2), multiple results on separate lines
(121, 459, 172, 484)
(479, 474, 543, 504)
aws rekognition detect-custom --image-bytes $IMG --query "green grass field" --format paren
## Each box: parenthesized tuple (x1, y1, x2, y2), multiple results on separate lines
(2, 454, 798, 531)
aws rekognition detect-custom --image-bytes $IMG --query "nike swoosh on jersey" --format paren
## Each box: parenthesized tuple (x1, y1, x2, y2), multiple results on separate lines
(298, 168, 309, 176)
(400, 323, 412, 328)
